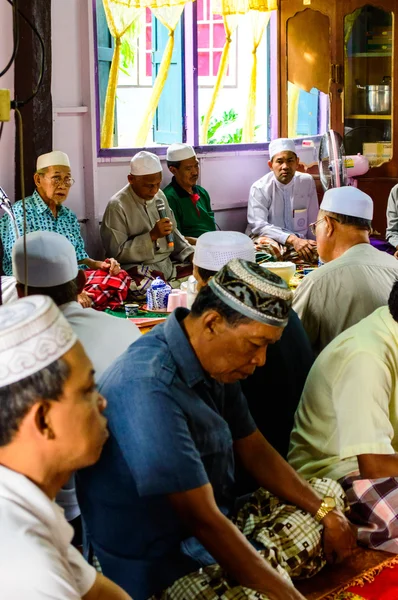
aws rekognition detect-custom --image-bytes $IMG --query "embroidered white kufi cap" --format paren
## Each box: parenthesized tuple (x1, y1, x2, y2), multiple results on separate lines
(320, 186, 373, 220)
(130, 151, 162, 176)
(12, 231, 78, 287)
(269, 138, 297, 160)
(194, 231, 255, 271)
(167, 143, 196, 162)
(0, 295, 77, 388)
(36, 151, 70, 171)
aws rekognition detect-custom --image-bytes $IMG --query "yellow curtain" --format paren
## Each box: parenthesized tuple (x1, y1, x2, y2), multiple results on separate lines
(135, 5, 185, 146)
(201, 0, 277, 144)
(101, 0, 142, 148)
(241, 10, 271, 143)
(287, 81, 300, 138)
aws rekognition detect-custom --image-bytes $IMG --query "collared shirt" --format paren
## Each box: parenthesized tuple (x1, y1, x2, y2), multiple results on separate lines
(0, 190, 88, 276)
(386, 183, 398, 248)
(288, 306, 398, 482)
(59, 301, 141, 381)
(246, 171, 319, 244)
(0, 465, 96, 599)
(293, 243, 398, 355)
(100, 184, 194, 279)
(76, 308, 256, 600)
(163, 177, 216, 238)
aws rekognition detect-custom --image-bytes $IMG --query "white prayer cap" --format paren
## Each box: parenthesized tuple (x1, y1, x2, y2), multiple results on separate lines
(36, 151, 70, 171)
(130, 151, 162, 176)
(167, 143, 196, 162)
(269, 138, 297, 160)
(12, 231, 78, 287)
(0, 295, 77, 388)
(194, 231, 255, 271)
(320, 186, 373, 220)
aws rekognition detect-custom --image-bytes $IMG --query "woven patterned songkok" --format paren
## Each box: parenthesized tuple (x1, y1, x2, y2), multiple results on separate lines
(208, 258, 292, 327)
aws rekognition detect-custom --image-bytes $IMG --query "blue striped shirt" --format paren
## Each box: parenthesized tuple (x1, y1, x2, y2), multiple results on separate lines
(0, 190, 88, 275)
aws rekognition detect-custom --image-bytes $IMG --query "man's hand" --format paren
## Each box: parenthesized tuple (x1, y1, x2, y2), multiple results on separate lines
(322, 509, 357, 564)
(100, 258, 121, 275)
(78, 290, 93, 308)
(394, 248, 398, 260)
(287, 235, 317, 262)
(150, 217, 173, 242)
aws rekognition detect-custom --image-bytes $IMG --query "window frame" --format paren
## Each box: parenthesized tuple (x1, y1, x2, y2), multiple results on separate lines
(93, 1, 279, 157)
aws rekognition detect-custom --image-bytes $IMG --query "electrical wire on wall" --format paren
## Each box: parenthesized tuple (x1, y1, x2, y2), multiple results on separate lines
(0, 0, 19, 78)
(0, 0, 46, 303)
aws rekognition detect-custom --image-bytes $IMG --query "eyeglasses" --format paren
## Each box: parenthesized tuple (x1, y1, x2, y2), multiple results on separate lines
(309, 216, 340, 236)
(42, 175, 75, 188)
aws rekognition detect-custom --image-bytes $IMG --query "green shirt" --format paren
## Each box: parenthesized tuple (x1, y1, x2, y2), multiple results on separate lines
(163, 178, 216, 238)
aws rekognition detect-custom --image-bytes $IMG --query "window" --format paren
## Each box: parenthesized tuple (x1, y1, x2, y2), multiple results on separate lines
(95, 0, 274, 151)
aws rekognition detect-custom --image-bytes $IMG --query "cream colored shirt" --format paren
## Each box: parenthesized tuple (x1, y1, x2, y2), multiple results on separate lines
(293, 243, 398, 355)
(100, 184, 193, 279)
(288, 306, 398, 482)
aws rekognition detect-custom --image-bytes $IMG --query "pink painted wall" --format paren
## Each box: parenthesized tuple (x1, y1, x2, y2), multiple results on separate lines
(0, 1, 15, 201)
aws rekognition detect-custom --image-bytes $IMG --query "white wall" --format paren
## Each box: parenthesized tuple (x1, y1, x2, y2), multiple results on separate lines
(0, 1, 15, 201)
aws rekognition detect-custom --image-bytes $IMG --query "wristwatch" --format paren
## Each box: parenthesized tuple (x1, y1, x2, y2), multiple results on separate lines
(314, 496, 336, 523)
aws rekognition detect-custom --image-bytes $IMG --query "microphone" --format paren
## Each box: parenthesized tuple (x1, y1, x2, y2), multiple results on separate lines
(156, 198, 174, 249)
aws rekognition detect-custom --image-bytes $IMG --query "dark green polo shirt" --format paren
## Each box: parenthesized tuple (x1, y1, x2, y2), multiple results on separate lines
(163, 177, 216, 238)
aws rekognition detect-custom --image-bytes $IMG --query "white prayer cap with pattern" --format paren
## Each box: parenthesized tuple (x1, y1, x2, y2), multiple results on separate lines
(194, 231, 255, 271)
(130, 151, 162, 176)
(36, 151, 70, 171)
(320, 186, 373, 220)
(12, 231, 78, 287)
(268, 138, 297, 160)
(167, 143, 196, 162)
(0, 295, 77, 388)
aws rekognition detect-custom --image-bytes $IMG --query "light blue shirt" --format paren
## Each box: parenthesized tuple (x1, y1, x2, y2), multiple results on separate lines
(0, 190, 88, 275)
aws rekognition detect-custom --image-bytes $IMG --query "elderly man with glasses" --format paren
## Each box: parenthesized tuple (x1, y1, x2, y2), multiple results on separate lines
(0, 151, 121, 306)
(293, 186, 398, 355)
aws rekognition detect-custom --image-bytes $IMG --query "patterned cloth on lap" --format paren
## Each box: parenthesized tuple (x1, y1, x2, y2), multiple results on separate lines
(151, 478, 348, 600)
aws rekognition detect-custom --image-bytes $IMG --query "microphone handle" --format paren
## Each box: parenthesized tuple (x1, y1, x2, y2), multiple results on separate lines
(157, 207, 174, 247)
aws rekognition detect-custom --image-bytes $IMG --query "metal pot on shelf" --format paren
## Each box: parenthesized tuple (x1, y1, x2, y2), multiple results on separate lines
(356, 76, 391, 115)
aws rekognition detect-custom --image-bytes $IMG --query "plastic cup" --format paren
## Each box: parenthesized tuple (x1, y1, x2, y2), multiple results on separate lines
(167, 290, 182, 312)
(125, 303, 139, 317)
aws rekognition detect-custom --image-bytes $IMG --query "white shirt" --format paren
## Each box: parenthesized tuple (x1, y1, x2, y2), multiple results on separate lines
(1, 276, 17, 304)
(59, 301, 141, 381)
(246, 171, 319, 244)
(56, 302, 141, 521)
(289, 307, 398, 482)
(293, 243, 398, 355)
(0, 465, 96, 599)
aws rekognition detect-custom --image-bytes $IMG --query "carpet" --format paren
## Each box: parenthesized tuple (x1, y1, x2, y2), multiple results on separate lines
(296, 548, 398, 600)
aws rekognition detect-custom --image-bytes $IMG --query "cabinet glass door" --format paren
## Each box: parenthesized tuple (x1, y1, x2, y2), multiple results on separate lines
(286, 8, 331, 139)
(344, 5, 393, 167)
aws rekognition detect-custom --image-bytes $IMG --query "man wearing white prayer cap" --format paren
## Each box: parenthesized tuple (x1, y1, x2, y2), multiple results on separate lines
(0, 295, 131, 600)
(163, 143, 216, 244)
(293, 185, 398, 355)
(101, 151, 194, 298)
(193, 230, 255, 289)
(246, 137, 319, 264)
(0, 150, 122, 308)
(12, 230, 141, 545)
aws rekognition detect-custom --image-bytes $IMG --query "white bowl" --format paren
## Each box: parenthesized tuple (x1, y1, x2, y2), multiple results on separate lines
(260, 261, 296, 283)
